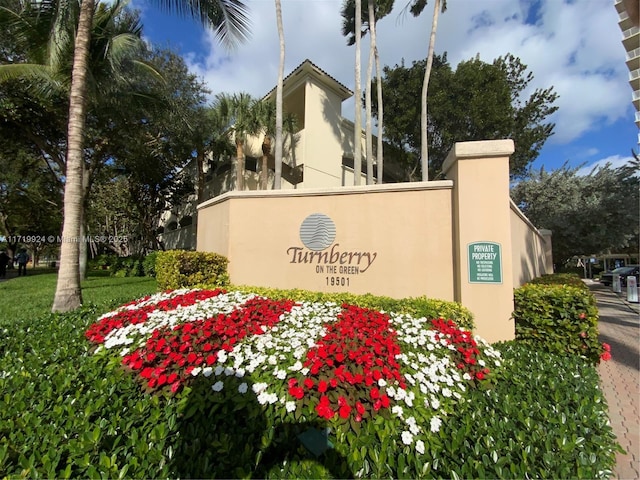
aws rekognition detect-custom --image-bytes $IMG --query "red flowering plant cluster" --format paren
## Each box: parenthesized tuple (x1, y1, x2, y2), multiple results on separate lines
(430, 318, 490, 381)
(87, 290, 505, 454)
(287, 305, 406, 423)
(120, 296, 295, 393)
(86, 289, 225, 343)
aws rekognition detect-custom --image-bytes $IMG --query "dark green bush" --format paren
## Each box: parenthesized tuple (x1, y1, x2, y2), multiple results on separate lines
(527, 272, 589, 290)
(513, 283, 605, 363)
(111, 255, 144, 278)
(230, 285, 475, 331)
(155, 250, 229, 290)
(432, 341, 620, 479)
(88, 253, 118, 270)
(0, 303, 620, 478)
(142, 251, 159, 277)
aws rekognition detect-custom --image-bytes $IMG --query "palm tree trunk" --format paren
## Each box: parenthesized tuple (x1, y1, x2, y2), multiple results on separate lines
(52, 0, 95, 312)
(197, 146, 205, 203)
(354, 0, 362, 186)
(274, 0, 285, 189)
(235, 139, 245, 191)
(365, 1, 375, 185)
(261, 134, 271, 189)
(374, 46, 383, 183)
(420, 0, 440, 182)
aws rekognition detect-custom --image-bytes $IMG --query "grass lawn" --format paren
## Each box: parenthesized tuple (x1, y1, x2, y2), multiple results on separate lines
(0, 269, 157, 322)
(0, 273, 622, 478)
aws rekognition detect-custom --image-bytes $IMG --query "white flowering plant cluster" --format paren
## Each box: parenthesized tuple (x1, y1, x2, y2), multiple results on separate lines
(89, 289, 503, 478)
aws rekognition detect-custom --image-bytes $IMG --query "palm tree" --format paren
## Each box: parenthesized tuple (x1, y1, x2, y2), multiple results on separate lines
(273, 0, 285, 189)
(51, 0, 250, 311)
(215, 92, 264, 191)
(409, 0, 447, 181)
(353, 0, 362, 186)
(1, 0, 159, 286)
(341, 0, 392, 184)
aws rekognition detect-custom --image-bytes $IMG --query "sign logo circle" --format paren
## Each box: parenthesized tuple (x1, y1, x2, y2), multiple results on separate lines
(299, 213, 336, 251)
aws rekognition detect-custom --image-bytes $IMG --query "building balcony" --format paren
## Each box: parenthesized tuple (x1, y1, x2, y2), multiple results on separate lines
(628, 47, 640, 69)
(622, 27, 639, 50)
(619, 11, 635, 31)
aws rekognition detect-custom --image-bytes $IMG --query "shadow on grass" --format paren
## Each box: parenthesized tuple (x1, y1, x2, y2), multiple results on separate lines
(169, 376, 353, 479)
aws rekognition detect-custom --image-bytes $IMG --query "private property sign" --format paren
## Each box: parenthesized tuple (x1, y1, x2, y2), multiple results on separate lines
(468, 242, 502, 284)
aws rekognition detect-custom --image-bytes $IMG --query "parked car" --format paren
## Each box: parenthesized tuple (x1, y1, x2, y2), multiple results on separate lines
(599, 265, 640, 287)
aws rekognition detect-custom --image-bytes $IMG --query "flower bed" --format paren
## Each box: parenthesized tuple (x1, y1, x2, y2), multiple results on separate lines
(86, 288, 503, 475)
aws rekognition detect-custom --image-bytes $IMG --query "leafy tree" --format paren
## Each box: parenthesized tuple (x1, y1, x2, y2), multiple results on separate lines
(372, 54, 558, 179)
(59, 0, 247, 311)
(511, 160, 639, 267)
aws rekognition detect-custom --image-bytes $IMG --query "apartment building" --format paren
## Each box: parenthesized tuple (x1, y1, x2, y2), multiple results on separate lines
(615, 0, 640, 142)
(159, 60, 406, 250)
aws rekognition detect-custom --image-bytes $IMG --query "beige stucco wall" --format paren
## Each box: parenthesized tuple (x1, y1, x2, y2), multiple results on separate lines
(510, 201, 553, 286)
(197, 140, 549, 344)
(197, 182, 455, 301)
(442, 140, 516, 343)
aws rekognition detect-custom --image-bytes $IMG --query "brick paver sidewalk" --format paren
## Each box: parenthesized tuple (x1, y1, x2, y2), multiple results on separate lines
(588, 281, 639, 479)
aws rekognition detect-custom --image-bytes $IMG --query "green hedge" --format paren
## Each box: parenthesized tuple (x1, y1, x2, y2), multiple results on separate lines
(527, 273, 589, 290)
(513, 282, 605, 363)
(155, 250, 229, 290)
(432, 342, 620, 479)
(230, 285, 475, 331)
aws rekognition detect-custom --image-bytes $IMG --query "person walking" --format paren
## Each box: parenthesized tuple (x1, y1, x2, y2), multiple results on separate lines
(0, 250, 9, 278)
(15, 248, 30, 276)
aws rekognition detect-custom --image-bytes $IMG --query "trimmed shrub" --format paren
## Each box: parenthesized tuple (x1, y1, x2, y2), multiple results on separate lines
(155, 250, 229, 290)
(142, 251, 159, 277)
(111, 255, 144, 278)
(527, 272, 589, 290)
(229, 285, 475, 331)
(433, 341, 620, 479)
(513, 283, 606, 363)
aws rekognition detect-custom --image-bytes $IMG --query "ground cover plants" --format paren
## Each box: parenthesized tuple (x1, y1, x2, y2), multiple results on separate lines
(0, 276, 621, 478)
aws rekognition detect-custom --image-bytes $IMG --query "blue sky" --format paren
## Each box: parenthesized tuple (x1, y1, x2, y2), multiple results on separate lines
(135, 0, 638, 174)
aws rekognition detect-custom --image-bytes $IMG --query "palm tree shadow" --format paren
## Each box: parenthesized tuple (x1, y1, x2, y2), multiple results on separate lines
(168, 375, 354, 479)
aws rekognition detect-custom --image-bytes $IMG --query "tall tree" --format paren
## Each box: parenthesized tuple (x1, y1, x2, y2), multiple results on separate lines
(215, 92, 266, 191)
(273, 0, 284, 189)
(342, 0, 393, 185)
(511, 160, 640, 266)
(51, 0, 250, 311)
(353, 0, 362, 185)
(408, 0, 446, 181)
(372, 54, 558, 179)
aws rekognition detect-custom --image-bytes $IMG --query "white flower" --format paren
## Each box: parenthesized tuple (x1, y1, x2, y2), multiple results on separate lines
(431, 398, 440, 410)
(190, 367, 202, 377)
(416, 440, 425, 455)
(212, 381, 224, 392)
(252, 382, 268, 394)
(202, 367, 213, 377)
(234, 368, 246, 378)
(401, 431, 413, 445)
(238, 382, 248, 393)
(391, 405, 404, 418)
(214, 366, 224, 376)
(285, 401, 297, 413)
(442, 387, 452, 398)
(430, 416, 442, 433)
(378, 378, 387, 387)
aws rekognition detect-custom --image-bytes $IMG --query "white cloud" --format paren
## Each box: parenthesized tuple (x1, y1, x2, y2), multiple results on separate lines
(167, 0, 630, 144)
(576, 154, 636, 176)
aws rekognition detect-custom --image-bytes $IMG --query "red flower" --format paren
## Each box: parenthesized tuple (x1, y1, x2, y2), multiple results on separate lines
(601, 351, 612, 361)
(304, 378, 314, 389)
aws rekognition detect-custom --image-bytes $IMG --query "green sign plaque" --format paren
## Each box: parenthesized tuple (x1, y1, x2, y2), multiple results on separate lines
(468, 241, 502, 284)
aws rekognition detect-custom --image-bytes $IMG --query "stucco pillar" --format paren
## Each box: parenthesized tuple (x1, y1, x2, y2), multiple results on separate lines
(442, 140, 516, 343)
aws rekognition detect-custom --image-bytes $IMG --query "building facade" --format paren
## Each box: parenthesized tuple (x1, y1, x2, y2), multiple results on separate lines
(615, 0, 640, 143)
(160, 60, 406, 250)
